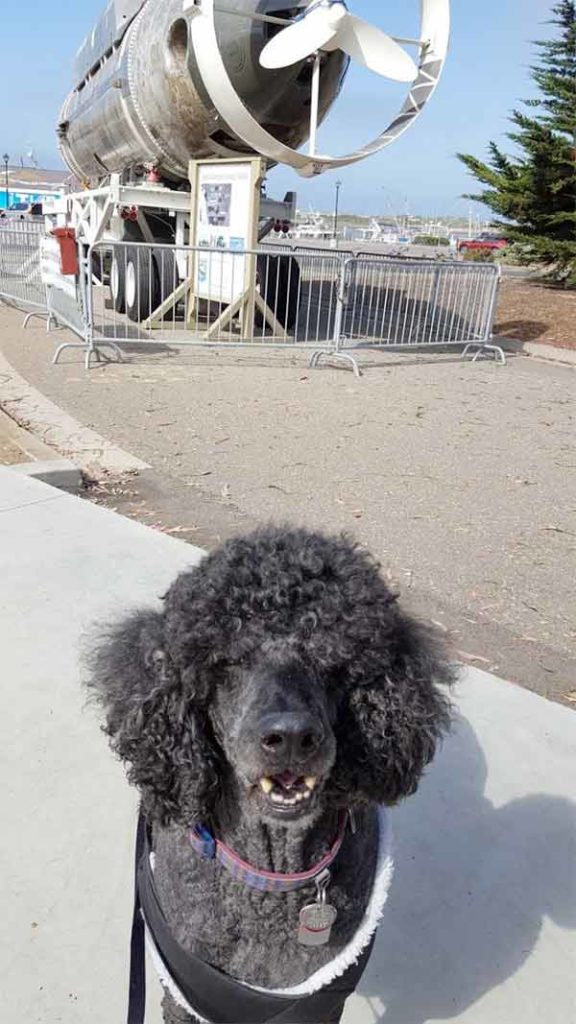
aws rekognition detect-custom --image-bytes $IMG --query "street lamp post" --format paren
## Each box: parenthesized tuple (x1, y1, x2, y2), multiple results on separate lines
(2, 154, 9, 212)
(333, 179, 342, 244)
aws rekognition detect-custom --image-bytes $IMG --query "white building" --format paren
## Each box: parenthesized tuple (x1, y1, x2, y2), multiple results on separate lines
(1, 166, 70, 211)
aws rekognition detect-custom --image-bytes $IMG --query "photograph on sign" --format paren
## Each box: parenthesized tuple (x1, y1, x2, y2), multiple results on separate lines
(202, 183, 232, 227)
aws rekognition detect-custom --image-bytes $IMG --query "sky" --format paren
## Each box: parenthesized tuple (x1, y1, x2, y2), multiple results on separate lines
(0, 0, 557, 216)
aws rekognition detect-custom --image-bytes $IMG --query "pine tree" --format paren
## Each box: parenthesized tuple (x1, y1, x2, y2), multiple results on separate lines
(458, 1, 576, 285)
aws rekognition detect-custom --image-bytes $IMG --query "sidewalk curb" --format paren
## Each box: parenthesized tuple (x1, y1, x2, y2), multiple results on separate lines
(0, 405, 60, 462)
(498, 337, 576, 366)
(10, 459, 84, 493)
(0, 350, 150, 476)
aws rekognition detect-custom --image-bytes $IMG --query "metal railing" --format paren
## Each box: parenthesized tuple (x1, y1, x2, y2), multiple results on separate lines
(0, 225, 47, 311)
(337, 258, 500, 350)
(85, 241, 343, 352)
(0, 216, 45, 233)
(0, 229, 503, 370)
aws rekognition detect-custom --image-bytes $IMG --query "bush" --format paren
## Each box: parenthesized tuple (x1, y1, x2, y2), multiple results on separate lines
(496, 242, 533, 266)
(413, 235, 450, 246)
(461, 249, 496, 263)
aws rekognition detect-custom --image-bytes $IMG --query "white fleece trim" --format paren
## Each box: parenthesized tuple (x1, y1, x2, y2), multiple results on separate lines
(145, 807, 393, 1018)
(146, 925, 209, 1022)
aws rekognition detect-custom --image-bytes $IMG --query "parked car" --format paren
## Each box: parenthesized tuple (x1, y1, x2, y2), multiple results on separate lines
(458, 233, 508, 254)
(1, 201, 44, 221)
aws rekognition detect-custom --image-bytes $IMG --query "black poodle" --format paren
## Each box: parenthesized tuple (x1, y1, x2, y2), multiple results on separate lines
(88, 526, 452, 1024)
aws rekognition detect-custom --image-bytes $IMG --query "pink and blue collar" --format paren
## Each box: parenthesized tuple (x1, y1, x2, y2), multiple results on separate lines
(188, 810, 349, 893)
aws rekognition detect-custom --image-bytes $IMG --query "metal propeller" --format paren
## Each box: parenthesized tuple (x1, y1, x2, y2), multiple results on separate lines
(259, 0, 418, 82)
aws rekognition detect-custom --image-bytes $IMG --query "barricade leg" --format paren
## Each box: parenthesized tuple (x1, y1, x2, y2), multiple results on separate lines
(461, 341, 506, 365)
(310, 345, 362, 378)
(22, 310, 52, 330)
(309, 260, 361, 376)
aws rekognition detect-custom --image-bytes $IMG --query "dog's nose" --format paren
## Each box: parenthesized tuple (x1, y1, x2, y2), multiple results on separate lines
(259, 713, 324, 760)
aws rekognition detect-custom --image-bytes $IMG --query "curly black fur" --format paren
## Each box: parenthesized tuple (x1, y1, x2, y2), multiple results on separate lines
(88, 527, 452, 823)
(87, 526, 453, 1004)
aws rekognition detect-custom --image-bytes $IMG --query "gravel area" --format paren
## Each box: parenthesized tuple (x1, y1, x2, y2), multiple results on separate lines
(1, 302, 574, 704)
(496, 278, 576, 350)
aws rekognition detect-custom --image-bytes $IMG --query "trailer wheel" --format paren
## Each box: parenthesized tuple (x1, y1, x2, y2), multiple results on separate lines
(277, 254, 300, 330)
(125, 245, 157, 322)
(110, 251, 126, 313)
(255, 254, 300, 330)
(152, 248, 177, 320)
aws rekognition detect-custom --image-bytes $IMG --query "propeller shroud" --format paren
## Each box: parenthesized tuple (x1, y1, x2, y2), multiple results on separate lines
(188, 0, 450, 177)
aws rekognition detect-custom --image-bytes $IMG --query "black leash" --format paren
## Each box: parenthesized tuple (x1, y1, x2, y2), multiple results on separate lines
(127, 811, 147, 1024)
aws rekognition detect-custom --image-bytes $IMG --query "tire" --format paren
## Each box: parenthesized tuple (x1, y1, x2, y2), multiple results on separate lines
(152, 247, 177, 320)
(255, 254, 300, 330)
(125, 245, 157, 322)
(91, 249, 106, 285)
(110, 250, 126, 313)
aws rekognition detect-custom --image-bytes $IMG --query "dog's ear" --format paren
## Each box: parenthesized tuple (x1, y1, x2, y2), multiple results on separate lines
(334, 610, 453, 806)
(86, 610, 220, 825)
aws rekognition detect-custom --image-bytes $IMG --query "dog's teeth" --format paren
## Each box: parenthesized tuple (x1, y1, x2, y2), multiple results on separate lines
(260, 777, 273, 795)
(304, 776, 317, 791)
(271, 793, 297, 805)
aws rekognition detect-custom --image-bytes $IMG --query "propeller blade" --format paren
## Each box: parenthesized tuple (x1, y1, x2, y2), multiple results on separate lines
(259, 4, 346, 70)
(334, 15, 418, 81)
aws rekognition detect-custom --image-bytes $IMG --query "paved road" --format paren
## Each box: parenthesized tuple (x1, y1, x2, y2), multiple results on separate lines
(0, 302, 574, 704)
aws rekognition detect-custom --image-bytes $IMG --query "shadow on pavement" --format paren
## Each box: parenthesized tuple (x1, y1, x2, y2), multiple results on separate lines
(494, 319, 549, 342)
(356, 713, 576, 1023)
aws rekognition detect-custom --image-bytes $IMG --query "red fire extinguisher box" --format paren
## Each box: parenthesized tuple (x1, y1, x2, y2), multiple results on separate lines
(51, 227, 79, 276)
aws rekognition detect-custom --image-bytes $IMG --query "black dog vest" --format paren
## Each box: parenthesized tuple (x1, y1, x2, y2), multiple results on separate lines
(128, 814, 384, 1024)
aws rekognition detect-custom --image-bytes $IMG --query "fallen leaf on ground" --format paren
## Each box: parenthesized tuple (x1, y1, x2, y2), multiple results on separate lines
(456, 650, 492, 665)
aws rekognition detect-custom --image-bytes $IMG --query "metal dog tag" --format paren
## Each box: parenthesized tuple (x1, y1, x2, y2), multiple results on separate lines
(298, 868, 337, 947)
(298, 901, 338, 946)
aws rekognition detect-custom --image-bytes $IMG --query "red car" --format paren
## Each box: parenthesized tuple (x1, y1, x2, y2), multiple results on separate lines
(458, 233, 508, 254)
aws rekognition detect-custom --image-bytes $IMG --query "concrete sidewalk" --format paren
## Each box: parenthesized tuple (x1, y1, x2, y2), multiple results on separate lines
(1, 468, 574, 1024)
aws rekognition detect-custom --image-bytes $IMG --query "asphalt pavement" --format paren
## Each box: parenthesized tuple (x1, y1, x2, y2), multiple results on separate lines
(1, 301, 574, 705)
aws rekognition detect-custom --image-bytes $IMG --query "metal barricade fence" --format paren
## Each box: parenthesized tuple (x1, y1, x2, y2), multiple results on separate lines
(337, 258, 500, 350)
(0, 228, 503, 369)
(86, 241, 344, 352)
(0, 224, 47, 311)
